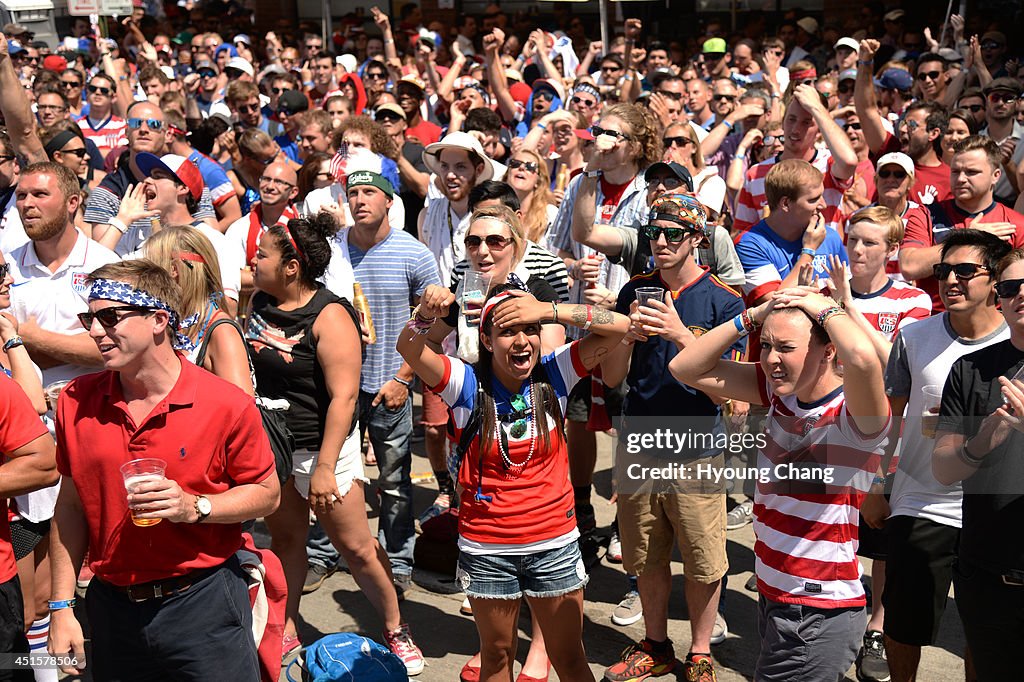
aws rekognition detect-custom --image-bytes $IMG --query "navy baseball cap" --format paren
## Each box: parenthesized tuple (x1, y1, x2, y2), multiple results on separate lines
(874, 68, 913, 91)
(644, 162, 694, 192)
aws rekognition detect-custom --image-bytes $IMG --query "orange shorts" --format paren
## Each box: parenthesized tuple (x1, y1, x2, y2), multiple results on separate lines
(420, 386, 450, 427)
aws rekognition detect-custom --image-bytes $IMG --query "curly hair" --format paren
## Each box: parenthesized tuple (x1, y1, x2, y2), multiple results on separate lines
(599, 103, 663, 170)
(332, 115, 398, 160)
(269, 213, 340, 288)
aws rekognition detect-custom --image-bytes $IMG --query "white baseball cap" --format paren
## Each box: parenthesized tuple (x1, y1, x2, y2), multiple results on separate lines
(875, 152, 914, 177)
(225, 57, 254, 78)
(834, 37, 859, 53)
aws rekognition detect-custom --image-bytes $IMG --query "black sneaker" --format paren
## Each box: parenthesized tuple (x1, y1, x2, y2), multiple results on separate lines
(302, 563, 337, 594)
(855, 630, 890, 682)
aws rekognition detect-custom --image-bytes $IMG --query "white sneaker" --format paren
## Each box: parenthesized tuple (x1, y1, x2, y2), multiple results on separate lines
(726, 500, 754, 530)
(611, 590, 643, 626)
(607, 529, 623, 564)
(710, 612, 729, 644)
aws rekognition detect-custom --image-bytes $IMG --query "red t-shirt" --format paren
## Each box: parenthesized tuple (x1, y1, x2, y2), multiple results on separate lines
(55, 359, 275, 585)
(875, 132, 952, 206)
(599, 176, 633, 224)
(903, 199, 1024, 309)
(405, 119, 442, 146)
(0, 378, 51, 584)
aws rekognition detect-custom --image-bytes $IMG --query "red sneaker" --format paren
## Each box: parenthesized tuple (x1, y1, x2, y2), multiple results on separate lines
(603, 639, 677, 681)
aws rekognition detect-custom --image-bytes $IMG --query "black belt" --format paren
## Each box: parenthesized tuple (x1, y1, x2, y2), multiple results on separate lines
(1000, 569, 1024, 587)
(106, 565, 222, 603)
(961, 559, 1024, 587)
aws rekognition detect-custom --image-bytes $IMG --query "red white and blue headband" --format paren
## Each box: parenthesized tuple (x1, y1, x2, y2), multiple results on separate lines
(88, 278, 199, 350)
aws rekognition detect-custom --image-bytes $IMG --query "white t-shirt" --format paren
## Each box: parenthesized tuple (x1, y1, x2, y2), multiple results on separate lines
(300, 184, 406, 234)
(0, 192, 29, 256)
(9, 229, 121, 387)
(885, 313, 1009, 527)
(128, 222, 242, 302)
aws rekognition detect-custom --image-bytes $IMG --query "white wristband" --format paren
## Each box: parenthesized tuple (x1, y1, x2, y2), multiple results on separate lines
(108, 217, 129, 234)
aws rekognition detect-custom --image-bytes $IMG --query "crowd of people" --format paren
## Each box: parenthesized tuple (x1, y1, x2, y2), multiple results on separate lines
(0, 2, 1023, 681)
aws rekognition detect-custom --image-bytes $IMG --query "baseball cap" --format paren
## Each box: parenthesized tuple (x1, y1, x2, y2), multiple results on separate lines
(874, 68, 913, 92)
(983, 77, 1022, 97)
(375, 103, 407, 121)
(702, 38, 727, 56)
(644, 162, 694, 192)
(531, 78, 565, 103)
(224, 57, 254, 78)
(42, 55, 67, 73)
(884, 9, 905, 22)
(839, 68, 857, 83)
(345, 169, 394, 198)
(2, 23, 32, 38)
(214, 44, 238, 59)
(876, 152, 914, 177)
(277, 90, 310, 115)
(834, 37, 859, 52)
(7, 41, 25, 56)
(981, 31, 1006, 47)
(397, 75, 426, 97)
(136, 153, 204, 201)
(505, 69, 523, 83)
(796, 17, 819, 35)
(194, 59, 217, 74)
(233, 34, 251, 46)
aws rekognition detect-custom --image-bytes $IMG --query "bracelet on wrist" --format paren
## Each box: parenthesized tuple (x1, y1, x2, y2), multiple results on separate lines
(816, 306, 847, 327)
(551, 301, 559, 324)
(800, 247, 817, 258)
(857, 59, 874, 66)
(722, 120, 734, 131)
(108, 217, 129, 234)
(732, 314, 750, 337)
(49, 598, 76, 611)
(393, 376, 412, 388)
(583, 305, 593, 331)
(871, 475, 887, 487)
(958, 438, 986, 466)
(536, 122, 546, 130)
(2, 336, 24, 353)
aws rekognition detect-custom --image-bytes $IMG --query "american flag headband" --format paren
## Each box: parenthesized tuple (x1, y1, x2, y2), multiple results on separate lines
(88, 279, 200, 351)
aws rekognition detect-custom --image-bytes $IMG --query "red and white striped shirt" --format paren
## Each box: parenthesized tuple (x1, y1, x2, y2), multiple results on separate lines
(848, 278, 931, 342)
(881, 201, 920, 282)
(77, 114, 127, 155)
(753, 365, 891, 608)
(733, 150, 853, 242)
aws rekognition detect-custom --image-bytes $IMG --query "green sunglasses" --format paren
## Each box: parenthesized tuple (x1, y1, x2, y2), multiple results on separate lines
(642, 224, 695, 243)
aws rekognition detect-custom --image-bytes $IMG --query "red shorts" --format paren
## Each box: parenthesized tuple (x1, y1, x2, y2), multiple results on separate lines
(420, 387, 449, 427)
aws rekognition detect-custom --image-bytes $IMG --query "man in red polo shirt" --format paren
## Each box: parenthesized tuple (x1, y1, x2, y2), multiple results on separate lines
(47, 260, 280, 679)
(901, 136, 1024, 309)
(0, 380, 56, 682)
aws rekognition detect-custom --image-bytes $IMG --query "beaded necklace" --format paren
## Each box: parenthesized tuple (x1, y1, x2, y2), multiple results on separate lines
(493, 377, 537, 470)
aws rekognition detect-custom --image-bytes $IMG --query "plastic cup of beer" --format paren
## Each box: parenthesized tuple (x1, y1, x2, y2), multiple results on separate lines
(461, 271, 492, 325)
(120, 458, 167, 527)
(635, 287, 665, 336)
(921, 385, 943, 439)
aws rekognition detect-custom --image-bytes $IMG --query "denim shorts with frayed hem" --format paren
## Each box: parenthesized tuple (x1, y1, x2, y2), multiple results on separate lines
(457, 541, 589, 600)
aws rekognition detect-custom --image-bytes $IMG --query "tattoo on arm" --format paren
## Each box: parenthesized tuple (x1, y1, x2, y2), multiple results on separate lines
(579, 345, 609, 366)
(571, 305, 587, 325)
(593, 308, 614, 325)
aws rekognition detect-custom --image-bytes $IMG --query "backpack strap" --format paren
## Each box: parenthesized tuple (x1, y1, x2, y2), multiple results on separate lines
(195, 318, 244, 366)
(697, 224, 718, 275)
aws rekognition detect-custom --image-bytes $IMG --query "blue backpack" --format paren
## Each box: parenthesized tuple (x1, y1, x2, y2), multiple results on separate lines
(284, 633, 409, 682)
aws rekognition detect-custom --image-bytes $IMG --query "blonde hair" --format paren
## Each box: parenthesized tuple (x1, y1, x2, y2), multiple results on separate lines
(665, 121, 705, 171)
(600, 103, 663, 169)
(764, 159, 823, 210)
(87, 260, 184, 344)
(143, 226, 224, 340)
(469, 204, 526, 266)
(510, 148, 556, 244)
(848, 206, 904, 246)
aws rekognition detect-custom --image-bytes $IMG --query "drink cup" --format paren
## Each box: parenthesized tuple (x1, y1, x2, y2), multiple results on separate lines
(1001, 365, 1024, 408)
(635, 287, 665, 337)
(921, 385, 943, 439)
(120, 458, 167, 527)
(461, 271, 492, 325)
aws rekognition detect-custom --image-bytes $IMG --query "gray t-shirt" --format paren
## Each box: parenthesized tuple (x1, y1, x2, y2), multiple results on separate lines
(885, 313, 1008, 527)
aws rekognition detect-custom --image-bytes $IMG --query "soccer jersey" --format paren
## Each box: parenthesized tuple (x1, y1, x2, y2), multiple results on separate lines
(753, 366, 891, 608)
(872, 132, 952, 206)
(432, 342, 587, 549)
(733, 151, 854, 240)
(736, 219, 848, 304)
(77, 114, 127, 154)
(848, 278, 931, 341)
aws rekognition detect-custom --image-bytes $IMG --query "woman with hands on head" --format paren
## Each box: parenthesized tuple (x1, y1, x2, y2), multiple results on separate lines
(668, 285, 892, 682)
(397, 284, 630, 682)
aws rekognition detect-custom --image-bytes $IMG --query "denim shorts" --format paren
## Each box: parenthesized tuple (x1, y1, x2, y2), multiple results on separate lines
(456, 541, 589, 600)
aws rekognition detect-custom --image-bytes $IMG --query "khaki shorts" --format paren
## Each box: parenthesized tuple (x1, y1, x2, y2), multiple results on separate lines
(617, 464, 728, 582)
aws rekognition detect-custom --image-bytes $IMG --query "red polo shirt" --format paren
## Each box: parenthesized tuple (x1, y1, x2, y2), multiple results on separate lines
(0, 377, 51, 584)
(55, 359, 275, 586)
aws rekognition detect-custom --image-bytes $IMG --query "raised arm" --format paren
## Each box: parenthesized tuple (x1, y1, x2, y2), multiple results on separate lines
(826, 256, 893, 368)
(396, 284, 454, 389)
(571, 172, 626, 256)
(436, 42, 468, 103)
(484, 29, 518, 123)
(0, 34, 46, 164)
(371, 8, 402, 76)
(793, 84, 858, 181)
(854, 39, 889, 155)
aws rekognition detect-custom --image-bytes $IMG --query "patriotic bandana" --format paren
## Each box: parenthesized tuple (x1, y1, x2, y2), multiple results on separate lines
(647, 193, 711, 246)
(88, 279, 199, 351)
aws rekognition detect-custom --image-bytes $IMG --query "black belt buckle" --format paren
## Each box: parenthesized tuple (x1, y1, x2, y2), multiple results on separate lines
(1001, 570, 1024, 586)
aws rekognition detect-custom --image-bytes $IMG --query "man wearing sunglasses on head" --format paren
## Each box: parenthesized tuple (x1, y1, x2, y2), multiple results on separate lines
(903, 136, 1024, 310)
(76, 74, 127, 160)
(600, 193, 744, 682)
(10, 162, 119, 388)
(86, 102, 218, 254)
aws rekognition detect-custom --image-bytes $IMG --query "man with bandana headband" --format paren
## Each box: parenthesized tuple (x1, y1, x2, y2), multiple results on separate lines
(47, 258, 280, 679)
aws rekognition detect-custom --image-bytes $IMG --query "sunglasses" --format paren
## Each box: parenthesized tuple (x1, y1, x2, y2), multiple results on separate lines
(506, 393, 531, 438)
(655, 89, 683, 101)
(964, 103, 984, 112)
(642, 224, 693, 242)
(712, 94, 736, 102)
(376, 111, 403, 122)
(271, 87, 293, 95)
(917, 70, 942, 82)
(996, 278, 1024, 299)
(764, 134, 784, 145)
(58, 147, 88, 158)
(77, 306, 153, 329)
(763, 48, 783, 56)
(601, 65, 623, 73)
(981, 41, 1003, 50)
(877, 168, 908, 179)
(0, 155, 15, 163)
(663, 136, 694, 148)
(305, 44, 322, 50)
(900, 118, 921, 131)
(988, 92, 1018, 105)
(0, 263, 10, 279)
(198, 70, 217, 78)
(838, 82, 855, 94)
(464, 234, 511, 250)
(932, 262, 990, 280)
(87, 85, 112, 96)
(236, 103, 261, 113)
(365, 72, 386, 80)
(844, 122, 862, 131)
(571, 96, 596, 107)
(127, 118, 165, 131)
(533, 90, 554, 102)
(591, 125, 631, 141)
(61, 80, 82, 88)
(647, 175, 684, 189)
(508, 159, 538, 172)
